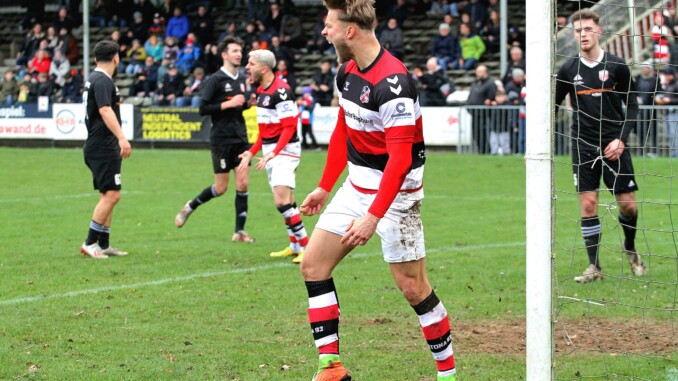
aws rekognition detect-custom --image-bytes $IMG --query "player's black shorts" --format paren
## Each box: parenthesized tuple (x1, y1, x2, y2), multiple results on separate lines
(211, 143, 250, 173)
(571, 143, 639, 195)
(85, 155, 122, 192)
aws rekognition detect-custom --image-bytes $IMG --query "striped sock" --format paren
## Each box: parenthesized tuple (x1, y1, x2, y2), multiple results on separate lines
(281, 205, 309, 251)
(581, 216, 602, 268)
(306, 278, 341, 364)
(86, 220, 106, 245)
(412, 291, 456, 380)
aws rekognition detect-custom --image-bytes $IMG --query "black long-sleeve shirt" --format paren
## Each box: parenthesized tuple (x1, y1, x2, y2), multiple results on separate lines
(555, 51, 638, 146)
(199, 67, 250, 144)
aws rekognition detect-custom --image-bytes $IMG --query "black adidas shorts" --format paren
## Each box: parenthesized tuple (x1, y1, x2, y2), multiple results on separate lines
(571, 143, 638, 195)
(85, 155, 122, 192)
(211, 143, 250, 173)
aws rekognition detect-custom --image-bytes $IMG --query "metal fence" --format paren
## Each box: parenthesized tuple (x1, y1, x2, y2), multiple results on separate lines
(458, 105, 678, 157)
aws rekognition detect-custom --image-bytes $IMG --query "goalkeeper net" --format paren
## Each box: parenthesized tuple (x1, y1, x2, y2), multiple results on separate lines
(545, 0, 678, 379)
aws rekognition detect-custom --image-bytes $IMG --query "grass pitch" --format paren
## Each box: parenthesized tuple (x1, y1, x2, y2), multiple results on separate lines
(0, 147, 675, 380)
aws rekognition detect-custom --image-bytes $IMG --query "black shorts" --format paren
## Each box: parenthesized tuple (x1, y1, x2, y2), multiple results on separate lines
(571, 143, 638, 194)
(85, 155, 122, 192)
(211, 143, 250, 173)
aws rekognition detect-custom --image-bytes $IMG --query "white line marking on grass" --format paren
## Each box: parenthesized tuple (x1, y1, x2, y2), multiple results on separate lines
(0, 242, 525, 306)
(0, 190, 132, 203)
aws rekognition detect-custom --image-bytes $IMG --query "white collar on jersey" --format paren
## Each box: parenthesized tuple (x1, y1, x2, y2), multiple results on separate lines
(579, 49, 605, 69)
(220, 66, 239, 80)
(94, 67, 113, 79)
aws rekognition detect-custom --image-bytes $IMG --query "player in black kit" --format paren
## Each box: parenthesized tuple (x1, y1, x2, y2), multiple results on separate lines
(555, 9, 645, 283)
(174, 37, 256, 243)
(80, 40, 132, 259)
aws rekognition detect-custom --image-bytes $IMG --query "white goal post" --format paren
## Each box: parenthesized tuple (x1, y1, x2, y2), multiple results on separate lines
(525, 0, 554, 380)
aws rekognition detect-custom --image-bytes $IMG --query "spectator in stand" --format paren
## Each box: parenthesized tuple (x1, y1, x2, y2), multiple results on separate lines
(451, 22, 485, 70)
(428, 0, 450, 17)
(505, 68, 526, 154)
(489, 79, 510, 155)
(158, 0, 175, 20)
(252, 0, 271, 24)
(177, 67, 206, 107)
(307, 14, 331, 54)
(58, 70, 82, 103)
(556, 14, 568, 31)
(219, 22, 239, 43)
(240, 22, 258, 52)
(49, 50, 70, 88)
(298, 86, 319, 150)
(45, 26, 59, 55)
(135, 0, 157, 28)
(17, 73, 37, 103)
(149, 13, 166, 38)
(202, 43, 220, 74)
(145, 35, 164, 62)
(192, 5, 214, 47)
(256, 20, 273, 49)
(57, 27, 79, 65)
(655, 67, 678, 156)
(166, 7, 190, 43)
(176, 37, 201, 75)
(431, 23, 461, 70)
(22, 0, 45, 31)
(466, 0, 488, 32)
(1, 70, 18, 105)
(419, 56, 451, 106)
(16, 23, 44, 67)
(29, 49, 51, 76)
(467, 64, 496, 154)
(264, 2, 283, 35)
(635, 64, 659, 106)
(90, 0, 108, 28)
(36, 72, 55, 100)
(386, 0, 409, 27)
(280, 14, 306, 50)
(155, 63, 184, 105)
(507, 26, 526, 52)
(379, 18, 405, 60)
(126, 39, 148, 75)
(110, 30, 130, 61)
(652, 11, 672, 64)
(310, 58, 334, 106)
(412, 0, 433, 16)
(269, 35, 294, 68)
(131, 56, 159, 97)
(664, 4, 678, 36)
(275, 58, 296, 92)
(157, 57, 171, 84)
(107, 0, 133, 28)
(163, 36, 180, 63)
(502, 46, 526, 84)
(54, 6, 73, 33)
(131, 12, 149, 43)
(481, 9, 501, 54)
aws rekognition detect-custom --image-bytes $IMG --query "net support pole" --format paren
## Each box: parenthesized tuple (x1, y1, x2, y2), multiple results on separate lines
(83, 0, 90, 78)
(525, 0, 554, 380)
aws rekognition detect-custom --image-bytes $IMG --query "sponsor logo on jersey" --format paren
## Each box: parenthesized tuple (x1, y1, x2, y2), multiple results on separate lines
(392, 101, 413, 120)
(262, 95, 270, 106)
(387, 75, 402, 95)
(278, 88, 288, 100)
(224, 83, 233, 92)
(598, 70, 609, 81)
(573, 74, 584, 85)
(344, 81, 350, 91)
(344, 109, 374, 126)
(360, 86, 370, 103)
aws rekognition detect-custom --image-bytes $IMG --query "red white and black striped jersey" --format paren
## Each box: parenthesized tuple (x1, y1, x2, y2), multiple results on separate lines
(249, 76, 300, 156)
(335, 48, 425, 192)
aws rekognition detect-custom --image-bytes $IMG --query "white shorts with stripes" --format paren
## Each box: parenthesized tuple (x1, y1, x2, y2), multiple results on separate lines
(263, 141, 301, 189)
(316, 179, 426, 263)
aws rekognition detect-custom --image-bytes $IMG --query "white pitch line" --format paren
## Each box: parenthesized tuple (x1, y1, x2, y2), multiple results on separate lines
(0, 242, 525, 306)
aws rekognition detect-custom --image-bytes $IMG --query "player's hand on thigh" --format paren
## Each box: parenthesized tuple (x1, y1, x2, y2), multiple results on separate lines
(341, 214, 379, 246)
(237, 151, 252, 173)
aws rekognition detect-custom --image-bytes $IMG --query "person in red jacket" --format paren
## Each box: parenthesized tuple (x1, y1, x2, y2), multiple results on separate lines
(239, 49, 309, 264)
(29, 49, 51, 75)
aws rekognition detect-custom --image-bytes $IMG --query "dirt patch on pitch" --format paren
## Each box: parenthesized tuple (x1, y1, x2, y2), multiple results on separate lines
(453, 319, 677, 354)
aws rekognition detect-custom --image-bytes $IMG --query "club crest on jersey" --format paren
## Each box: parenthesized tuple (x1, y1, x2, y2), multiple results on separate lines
(360, 86, 370, 103)
(598, 70, 609, 81)
(262, 95, 271, 106)
(224, 83, 233, 92)
(240, 83, 246, 92)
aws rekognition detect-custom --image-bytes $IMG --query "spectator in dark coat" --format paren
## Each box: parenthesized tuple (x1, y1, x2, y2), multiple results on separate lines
(379, 18, 405, 60)
(430, 23, 461, 69)
(131, 56, 159, 97)
(156, 64, 184, 105)
(310, 58, 334, 106)
(635, 64, 659, 106)
(502, 46, 526, 84)
(419, 56, 451, 106)
(467, 64, 496, 154)
(192, 5, 214, 47)
(386, 0, 409, 27)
